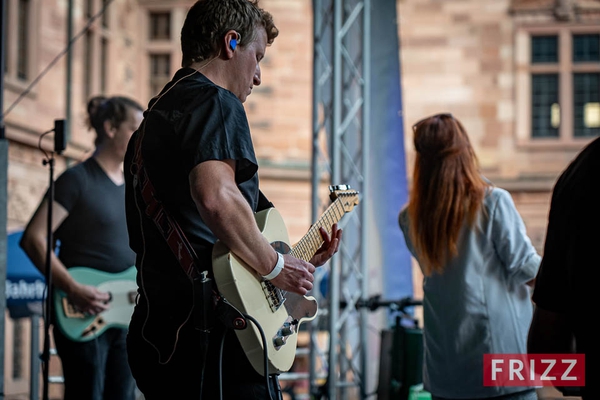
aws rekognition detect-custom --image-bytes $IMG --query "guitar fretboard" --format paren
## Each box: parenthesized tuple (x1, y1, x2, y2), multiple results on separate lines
(291, 196, 350, 262)
(262, 198, 349, 312)
(261, 190, 359, 312)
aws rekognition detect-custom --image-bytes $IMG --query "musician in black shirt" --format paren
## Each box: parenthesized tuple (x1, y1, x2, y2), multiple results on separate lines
(21, 95, 143, 400)
(123, 1, 342, 399)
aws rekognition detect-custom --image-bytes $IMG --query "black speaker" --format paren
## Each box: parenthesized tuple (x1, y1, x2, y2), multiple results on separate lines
(54, 119, 66, 154)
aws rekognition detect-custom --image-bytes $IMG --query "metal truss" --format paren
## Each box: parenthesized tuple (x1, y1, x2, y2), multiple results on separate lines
(310, 0, 370, 398)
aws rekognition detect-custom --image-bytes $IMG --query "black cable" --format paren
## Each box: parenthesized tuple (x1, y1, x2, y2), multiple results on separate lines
(1, 0, 114, 119)
(244, 314, 276, 400)
(199, 334, 209, 400)
(218, 329, 226, 400)
(37, 129, 54, 160)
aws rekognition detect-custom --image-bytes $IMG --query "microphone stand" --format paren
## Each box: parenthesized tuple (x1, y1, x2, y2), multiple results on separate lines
(38, 119, 65, 400)
(41, 153, 55, 400)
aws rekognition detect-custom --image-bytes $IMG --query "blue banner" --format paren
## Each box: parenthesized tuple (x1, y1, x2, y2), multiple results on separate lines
(368, 0, 412, 302)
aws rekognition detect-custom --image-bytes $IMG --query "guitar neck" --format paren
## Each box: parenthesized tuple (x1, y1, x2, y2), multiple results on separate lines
(290, 198, 347, 262)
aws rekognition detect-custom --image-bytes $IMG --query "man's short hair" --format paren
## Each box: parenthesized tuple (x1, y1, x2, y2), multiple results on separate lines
(181, 0, 279, 67)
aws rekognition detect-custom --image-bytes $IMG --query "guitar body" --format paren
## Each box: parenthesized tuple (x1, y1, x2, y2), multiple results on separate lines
(213, 187, 360, 376)
(213, 208, 318, 375)
(53, 266, 137, 342)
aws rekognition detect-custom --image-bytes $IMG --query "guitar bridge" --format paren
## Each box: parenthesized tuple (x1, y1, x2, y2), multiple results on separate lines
(261, 280, 285, 312)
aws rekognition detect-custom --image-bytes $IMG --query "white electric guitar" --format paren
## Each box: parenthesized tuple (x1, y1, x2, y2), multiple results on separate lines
(212, 186, 360, 376)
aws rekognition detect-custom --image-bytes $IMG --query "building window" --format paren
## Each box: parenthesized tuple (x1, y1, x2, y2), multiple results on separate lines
(144, 8, 183, 100)
(4, 0, 36, 85)
(16, 0, 30, 80)
(85, 0, 93, 18)
(84, 31, 94, 101)
(100, 37, 108, 93)
(573, 34, 600, 138)
(573, 34, 599, 62)
(101, 0, 110, 28)
(82, 0, 111, 98)
(516, 27, 600, 146)
(531, 74, 559, 138)
(531, 35, 558, 63)
(150, 54, 171, 96)
(574, 73, 600, 137)
(150, 12, 171, 41)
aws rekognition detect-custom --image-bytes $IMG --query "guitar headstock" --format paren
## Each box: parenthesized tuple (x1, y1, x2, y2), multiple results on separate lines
(329, 185, 360, 212)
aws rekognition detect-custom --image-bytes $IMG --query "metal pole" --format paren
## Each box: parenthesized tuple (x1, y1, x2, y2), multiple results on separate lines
(328, 0, 342, 398)
(0, 0, 10, 396)
(66, 0, 73, 143)
(309, 0, 322, 393)
(30, 315, 40, 400)
(360, 1, 370, 397)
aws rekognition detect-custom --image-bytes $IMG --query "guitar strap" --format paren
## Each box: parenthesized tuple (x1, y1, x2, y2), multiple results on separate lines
(131, 119, 222, 336)
(130, 118, 202, 280)
(130, 115, 261, 337)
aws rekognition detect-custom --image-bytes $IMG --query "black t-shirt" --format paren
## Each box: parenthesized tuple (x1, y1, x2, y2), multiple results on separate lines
(124, 69, 262, 341)
(125, 67, 260, 275)
(53, 157, 135, 273)
(532, 136, 600, 399)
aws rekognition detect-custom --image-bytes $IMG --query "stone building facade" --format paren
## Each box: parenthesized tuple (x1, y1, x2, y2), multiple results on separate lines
(399, 0, 600, 256)
(3, 0, 314, 397)
(2, 0, 599, 398)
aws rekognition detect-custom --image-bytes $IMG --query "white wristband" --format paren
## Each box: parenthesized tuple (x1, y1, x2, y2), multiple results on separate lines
(262, 252, 284, 280)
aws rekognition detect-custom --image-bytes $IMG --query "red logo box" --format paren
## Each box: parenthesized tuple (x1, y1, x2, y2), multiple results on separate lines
(483, 354, 585, 387)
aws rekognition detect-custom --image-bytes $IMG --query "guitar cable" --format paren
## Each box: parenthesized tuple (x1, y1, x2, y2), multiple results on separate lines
(245, 314, 277, 400)
(199, 335, 209, 400)
(217, 314, 276, 400)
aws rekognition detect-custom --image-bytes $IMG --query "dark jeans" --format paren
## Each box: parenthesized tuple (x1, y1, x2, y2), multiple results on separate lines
(127, 303, 280, 400)
(53, 326, 136, 400)
(431, 388, 538, 400)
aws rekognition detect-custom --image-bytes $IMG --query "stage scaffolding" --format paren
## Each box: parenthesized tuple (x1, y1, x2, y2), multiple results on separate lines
(309, 0, 370, 398)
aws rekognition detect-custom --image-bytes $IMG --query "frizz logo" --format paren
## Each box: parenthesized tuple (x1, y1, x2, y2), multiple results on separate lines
(483, 354, 585, 387)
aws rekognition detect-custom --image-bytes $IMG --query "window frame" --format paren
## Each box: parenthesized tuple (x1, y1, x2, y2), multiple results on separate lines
(515, 24, 600, 150)
(4, 0, 39, 95)
(81, 0, 113, 99)
(142, 6, 184, 100)
(149, 11, 172, 41)
(149, 53, 172, 97)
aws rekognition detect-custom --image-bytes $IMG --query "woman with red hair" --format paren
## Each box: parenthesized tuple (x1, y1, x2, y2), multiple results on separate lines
(399, 113, 540, 400)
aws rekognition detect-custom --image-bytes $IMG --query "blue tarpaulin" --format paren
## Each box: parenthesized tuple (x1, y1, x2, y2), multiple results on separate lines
(5, 231, 45, 318)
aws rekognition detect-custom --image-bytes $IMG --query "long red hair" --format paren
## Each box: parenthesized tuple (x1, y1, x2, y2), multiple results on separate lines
(407, 113, 489, 276)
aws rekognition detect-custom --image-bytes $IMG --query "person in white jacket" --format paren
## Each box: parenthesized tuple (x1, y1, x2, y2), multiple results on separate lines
(399, 113, 540, 400)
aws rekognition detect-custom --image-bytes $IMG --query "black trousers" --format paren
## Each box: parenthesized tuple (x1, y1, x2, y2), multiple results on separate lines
(127, 303, 280, 400)
(53, 326, 136, 400)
